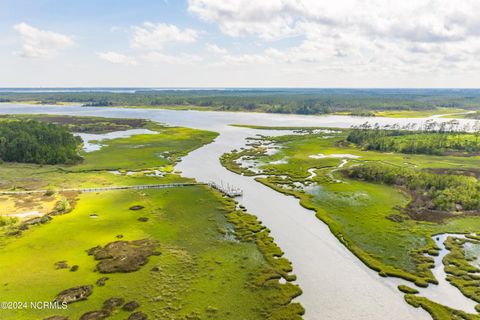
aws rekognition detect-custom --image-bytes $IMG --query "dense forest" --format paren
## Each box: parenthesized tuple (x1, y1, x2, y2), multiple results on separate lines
(345, 162, 480, 213)
(347, 121, 480, 155)
(2, 88, 480, 115)
(0, 120, 81, 164)
(0, 115, 149, 134)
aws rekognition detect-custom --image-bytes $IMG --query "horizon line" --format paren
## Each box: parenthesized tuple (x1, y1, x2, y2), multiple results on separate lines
(1, 87, 480, 90)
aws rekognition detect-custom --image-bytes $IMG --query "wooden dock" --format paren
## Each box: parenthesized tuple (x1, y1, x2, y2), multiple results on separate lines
(0, 181, 243, 197)
(0, 183, 201, 195)
(208, 181, 243, 197)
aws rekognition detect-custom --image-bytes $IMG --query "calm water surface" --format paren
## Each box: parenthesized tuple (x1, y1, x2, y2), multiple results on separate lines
(2, 103, 479, 319)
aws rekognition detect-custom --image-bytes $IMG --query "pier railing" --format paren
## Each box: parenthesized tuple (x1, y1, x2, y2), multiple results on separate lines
(0, 183, 200, 195)
(0, 181, 243, 197)
(207, 181, 243, 197)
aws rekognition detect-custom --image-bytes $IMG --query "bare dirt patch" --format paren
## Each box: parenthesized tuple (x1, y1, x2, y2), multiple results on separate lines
(54, 261, 69, 269)
(95, 277, 109, 286)
(103, 297, 125, 311)
(402, 189, 480, 222)
(54, 285, 93, 304)
(128, 311, 148, 320)
(44, 316, 69, 320)
(129, 205, 144, 211)
(88, 239, 160, 273)
(79, 310, 110, 320)
(122, 301, 140, 312)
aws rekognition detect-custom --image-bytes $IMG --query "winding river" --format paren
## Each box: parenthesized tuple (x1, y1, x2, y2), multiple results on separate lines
(1, 103, 479, 320)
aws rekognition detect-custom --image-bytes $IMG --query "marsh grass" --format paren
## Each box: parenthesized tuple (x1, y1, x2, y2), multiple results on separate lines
(221, 129, 480, 293)
(0, 116, 303, 319)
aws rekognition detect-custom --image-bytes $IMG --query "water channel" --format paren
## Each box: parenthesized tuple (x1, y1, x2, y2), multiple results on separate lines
(2, 103, 479, 319)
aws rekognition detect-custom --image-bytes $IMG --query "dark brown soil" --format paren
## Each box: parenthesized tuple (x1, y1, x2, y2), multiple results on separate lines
(22, 215, 52, 227)
(54, 285, 93, 304)
(128, 311, 148, 320)
(70, 265, 79, 272)
(79, 310, 110, 320)
(129, 205, 144, 211)
(386, 214, 405, 223)
(137, 217, 149, 222)
(44, 316, 69, 320)
(402, 189, 453, 222)
(75, 297, 127, 320)
(88, 239, 160, 273)
(343, 170, 480, 222)
(54, 261, 69, 269)
(95, 277, 109, 286)
(122, 301, 140, 312)
(103, 297, 125, 311)
(402, 189, 480, 222)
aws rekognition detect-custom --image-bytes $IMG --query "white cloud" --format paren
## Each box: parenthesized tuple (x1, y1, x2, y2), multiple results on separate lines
(142, 51, 202, 65)
(131, 22, 198, 50)
(206, 44, 227, 54)
(97, 51, 137, 66)
(98, 22, 201, 68)
(222, 53, 270, 65)
(188, 0, 480, 42)
(188, 0, 480, 74)
(188, 0, 302, 40)
(13, 22, 75, 58)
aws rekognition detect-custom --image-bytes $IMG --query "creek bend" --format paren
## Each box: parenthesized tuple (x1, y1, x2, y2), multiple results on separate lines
(2, 103, 479, 319)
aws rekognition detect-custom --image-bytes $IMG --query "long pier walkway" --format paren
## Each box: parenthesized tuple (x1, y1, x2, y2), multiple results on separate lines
(0, 182, 243, 197)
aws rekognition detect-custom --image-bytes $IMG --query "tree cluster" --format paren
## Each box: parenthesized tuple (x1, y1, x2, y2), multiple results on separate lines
(345, 163, 480, 212)
(347, 121, 480, 155)
(0, 120, 82, 164)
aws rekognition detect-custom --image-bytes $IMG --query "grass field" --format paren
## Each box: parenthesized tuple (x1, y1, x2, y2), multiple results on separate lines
(220, 128, 480, 318)
(0, 116, 303, 320)
(372, 108, 468, 118)
(0, 187, 302, 320)
(75, 126, 218, 172)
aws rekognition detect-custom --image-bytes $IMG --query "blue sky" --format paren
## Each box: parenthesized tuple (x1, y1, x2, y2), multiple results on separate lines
(1, 0, 480, 87)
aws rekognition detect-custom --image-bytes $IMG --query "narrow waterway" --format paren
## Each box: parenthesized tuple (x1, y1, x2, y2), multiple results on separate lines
(176, 126, 429, 320)
(2, 103, 479, 319)
(420, 234, 478, 313)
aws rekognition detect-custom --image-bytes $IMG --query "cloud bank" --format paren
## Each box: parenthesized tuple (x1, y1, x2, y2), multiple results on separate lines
(188, 0, 480, 73)
(131, 22, 198, 50)
(97, 52, 137, 66)
(13, 22, 75, 58)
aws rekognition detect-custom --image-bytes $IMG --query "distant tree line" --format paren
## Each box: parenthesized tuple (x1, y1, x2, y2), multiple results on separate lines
(0, 120, 82, 164)
(83, 100, 115, 107)
(347, 120, 480, 155)
(2, 89, 480, 115)
(2, 115, 149, 134)
(345, 162, 480, 212)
